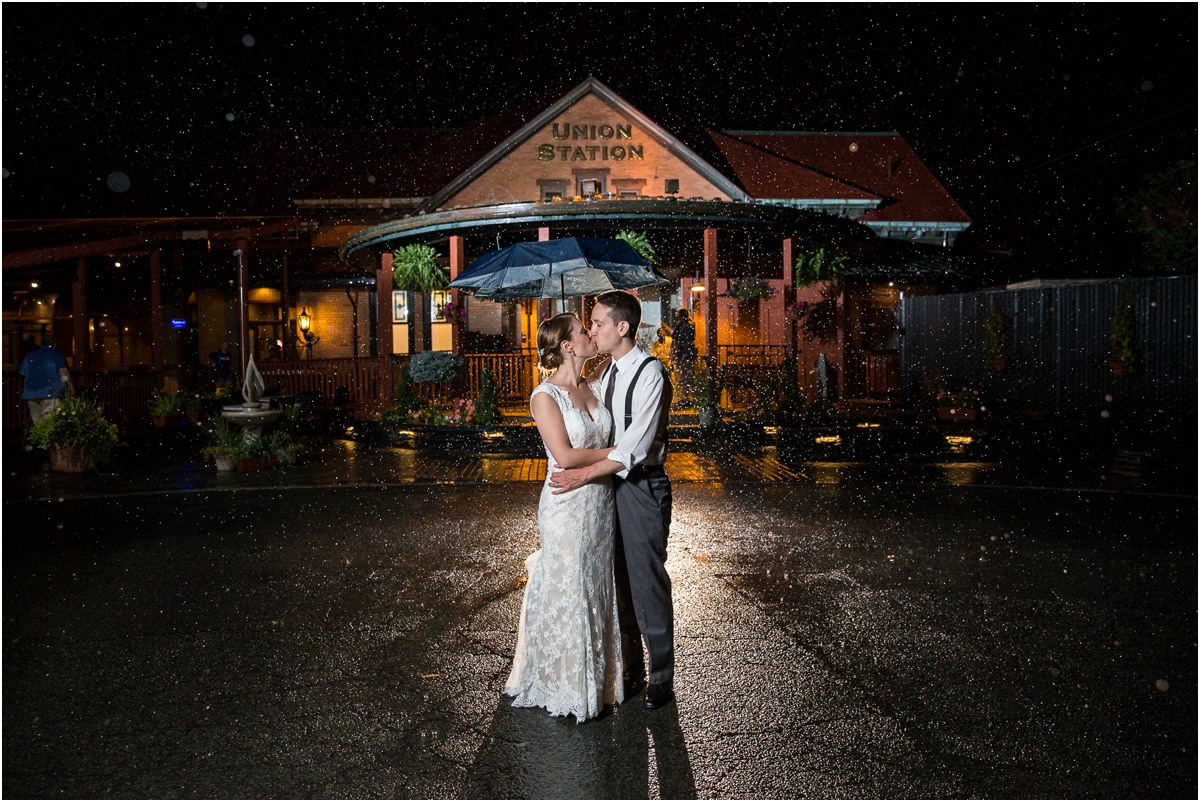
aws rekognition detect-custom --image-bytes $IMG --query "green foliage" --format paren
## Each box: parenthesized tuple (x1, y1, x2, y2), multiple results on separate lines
(475, 367, 501, 425)
(201, 414, 243, 459)
(983, 310, 1013, 362)
(615, 230, 659, 266)
(408, 350, 463, 383)
(776, 358, 806, 423)
(794, 246, 849, 286)
(692, 362, 717, 412)
(147, 390, 183, 416)
(382, 366, 426, 422)
(392, 243, 448, 292)
(721, 277, 775, 303)
(1108, 294, 1137, 368)
(28, 394, 121, 465)
(1116, 160, 1197, 274)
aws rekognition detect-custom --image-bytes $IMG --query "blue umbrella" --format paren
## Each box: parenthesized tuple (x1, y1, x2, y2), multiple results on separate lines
(448, 237, 668, 300)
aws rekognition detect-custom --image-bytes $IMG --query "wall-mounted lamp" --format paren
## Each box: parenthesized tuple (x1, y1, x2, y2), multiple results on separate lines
(30, 282, 38, 289)
(296, 308, 319, 357)
(690, 283, 706, 293)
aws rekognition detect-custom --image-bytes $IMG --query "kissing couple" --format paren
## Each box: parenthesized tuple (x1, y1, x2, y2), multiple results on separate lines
(504, 291, 675, 722)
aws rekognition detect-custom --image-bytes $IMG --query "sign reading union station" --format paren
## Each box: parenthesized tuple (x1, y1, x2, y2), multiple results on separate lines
(537, 122, 643, 161)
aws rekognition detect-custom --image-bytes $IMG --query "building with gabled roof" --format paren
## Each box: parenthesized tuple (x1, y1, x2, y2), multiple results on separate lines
(4, 76, 980, 425)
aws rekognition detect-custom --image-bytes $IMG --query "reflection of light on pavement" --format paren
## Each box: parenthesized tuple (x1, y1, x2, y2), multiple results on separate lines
(814, 435, 841, 445)
(935, 462, 989, 485)
(856, 422, 881, 428)
(945, 435, 973, 454)
(482, 431, 505, 440)
(807, 461, 848, 484)
(763, 426, 781, 435)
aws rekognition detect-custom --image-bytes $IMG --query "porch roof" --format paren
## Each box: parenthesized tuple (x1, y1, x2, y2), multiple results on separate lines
(339, 199, 873, 272)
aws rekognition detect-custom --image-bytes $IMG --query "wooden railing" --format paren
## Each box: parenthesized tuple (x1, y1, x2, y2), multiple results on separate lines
(3, 369, 163, 429)
(717, 345, 787, 366)
(461, 353, 537, 407)
(259, 357, 392, 415)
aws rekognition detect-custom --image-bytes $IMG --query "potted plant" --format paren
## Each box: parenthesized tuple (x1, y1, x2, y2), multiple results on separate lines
(983, 310, 1014, 371)
(236, 434, 277, 472)
(28, 394, 121, 472)
(794, 246, 849, 287)
(693, 363, 718, 427)
(183, 394, 204, 425)
(937, 386, 983, 422)
(202, 415, 242, 472)
(1108, 295, 1137, 376)
(147, 390, 183, 427)
(721, 277, 775, 305)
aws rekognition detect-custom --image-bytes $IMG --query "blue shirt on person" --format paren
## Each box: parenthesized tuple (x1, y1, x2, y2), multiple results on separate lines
(18, 345, 68, 400)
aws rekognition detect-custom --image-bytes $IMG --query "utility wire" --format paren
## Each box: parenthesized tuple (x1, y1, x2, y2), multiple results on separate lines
(1034, 104, 1195, 169)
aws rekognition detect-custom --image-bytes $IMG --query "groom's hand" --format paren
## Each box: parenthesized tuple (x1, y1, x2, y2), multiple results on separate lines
(549, 466, 590, 494)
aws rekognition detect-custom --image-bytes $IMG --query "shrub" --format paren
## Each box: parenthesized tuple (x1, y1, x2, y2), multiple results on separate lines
(408, 350, 463, 383)
(392, 243, 447, 292)
(475, 367, 501, 425)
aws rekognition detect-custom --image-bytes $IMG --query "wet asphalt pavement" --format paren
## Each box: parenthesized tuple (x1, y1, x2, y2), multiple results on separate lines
(4, 476, 1195, 798)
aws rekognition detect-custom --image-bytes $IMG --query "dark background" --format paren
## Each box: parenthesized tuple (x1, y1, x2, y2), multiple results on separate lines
(4, 3, 1195, 276)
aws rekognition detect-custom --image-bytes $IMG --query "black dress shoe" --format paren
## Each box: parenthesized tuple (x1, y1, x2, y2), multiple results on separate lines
(644, 682, 674, 709)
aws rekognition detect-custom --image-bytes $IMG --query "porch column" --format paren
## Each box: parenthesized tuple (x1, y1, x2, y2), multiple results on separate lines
(537, 227, 552, 323)
(449, 235, 465, 353)
(72, 257, 89, 387)
(782, 237, 795, 359)
(835, 284, 847, 402)
(149, 249, 164, 378)
(281, 250, 292, 360)
(376, 253, 395, 408)
(236, 239, 250, 377)
(703, 227, 718, 365)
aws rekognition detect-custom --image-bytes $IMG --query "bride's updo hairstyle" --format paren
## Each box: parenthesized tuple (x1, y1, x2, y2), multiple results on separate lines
(536, 313, 580, 373)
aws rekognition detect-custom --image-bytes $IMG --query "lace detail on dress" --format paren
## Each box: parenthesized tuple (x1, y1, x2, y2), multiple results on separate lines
(505, 382, 624, 722)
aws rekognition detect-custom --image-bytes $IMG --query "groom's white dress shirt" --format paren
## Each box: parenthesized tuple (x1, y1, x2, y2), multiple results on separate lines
(597, 345, 672, 479)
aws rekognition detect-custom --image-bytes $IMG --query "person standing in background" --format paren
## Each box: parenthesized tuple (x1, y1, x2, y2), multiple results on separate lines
(19, 334, 74, 431)
(669, 309, 696, 406)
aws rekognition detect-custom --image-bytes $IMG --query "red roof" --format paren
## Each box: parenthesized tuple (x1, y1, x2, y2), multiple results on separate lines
(710, 131, 971, 224)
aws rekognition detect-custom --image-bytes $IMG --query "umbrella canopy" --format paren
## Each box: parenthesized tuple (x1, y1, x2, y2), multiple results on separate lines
(448, 237, 668, 299)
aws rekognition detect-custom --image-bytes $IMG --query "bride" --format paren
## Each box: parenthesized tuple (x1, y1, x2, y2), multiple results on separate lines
(504, 312, 624, 722)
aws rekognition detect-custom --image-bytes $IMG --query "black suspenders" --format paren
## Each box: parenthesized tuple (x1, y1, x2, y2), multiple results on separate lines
(622, 356, 659, 432)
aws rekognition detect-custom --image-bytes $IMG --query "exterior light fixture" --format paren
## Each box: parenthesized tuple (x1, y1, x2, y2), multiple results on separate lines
(114, 261, 121, 267)
(30, 282, 38, 288)
(690, 283, 706, 293)
(296, 308, 319, 357)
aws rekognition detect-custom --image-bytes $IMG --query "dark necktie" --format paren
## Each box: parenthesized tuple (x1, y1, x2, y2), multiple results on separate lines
(603, 364, 618, 446)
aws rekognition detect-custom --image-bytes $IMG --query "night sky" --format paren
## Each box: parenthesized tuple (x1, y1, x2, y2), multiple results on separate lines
(4, 3, 1195, 277)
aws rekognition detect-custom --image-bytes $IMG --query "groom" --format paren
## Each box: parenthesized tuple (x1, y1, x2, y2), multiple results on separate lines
(550, 291, 676, 710)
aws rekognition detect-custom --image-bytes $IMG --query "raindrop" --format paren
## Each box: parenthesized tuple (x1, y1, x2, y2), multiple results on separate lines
(1155, 678, 1169, 692)
(106, 171, 131, 193)
(2, 168, 8, 178)
(225, 112, 236, 122)
(1141, 80, 1154, 92)
(1062, 73, 1071, 81)
(196, 2, 206, 7)
(243, 34, 256, 48)
(367, 174, 377, 184)
(1104, 394, 1113, 402)
(1100, 410, 1109, 418)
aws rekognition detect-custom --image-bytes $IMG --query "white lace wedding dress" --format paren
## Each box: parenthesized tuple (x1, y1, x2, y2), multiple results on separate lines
(504, 381, 625, 722)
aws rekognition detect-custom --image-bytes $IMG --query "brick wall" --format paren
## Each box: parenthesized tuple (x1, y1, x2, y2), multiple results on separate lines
(446, 94, 731, 207)
(296, 290, 373, 358)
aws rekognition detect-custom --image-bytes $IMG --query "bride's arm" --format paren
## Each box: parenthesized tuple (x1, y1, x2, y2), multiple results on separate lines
(531, 393, 615, 470)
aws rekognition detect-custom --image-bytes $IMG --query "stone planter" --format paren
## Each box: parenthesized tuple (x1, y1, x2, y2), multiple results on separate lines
(937, 407, 977, 422)
(213, 453, 237, 472)
(47, 443, 93, 472)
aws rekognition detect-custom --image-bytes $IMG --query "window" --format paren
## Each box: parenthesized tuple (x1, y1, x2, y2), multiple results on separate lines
(578, 177, 605, 196)
(541, 185, 566, 201)
(664, 178, 680, 194)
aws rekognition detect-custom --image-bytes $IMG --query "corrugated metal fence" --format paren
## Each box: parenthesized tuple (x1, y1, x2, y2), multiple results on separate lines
(899, 275, 1196, 418)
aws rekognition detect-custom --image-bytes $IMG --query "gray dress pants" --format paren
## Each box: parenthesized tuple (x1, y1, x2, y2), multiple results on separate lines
(612, 464, 674, 685)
